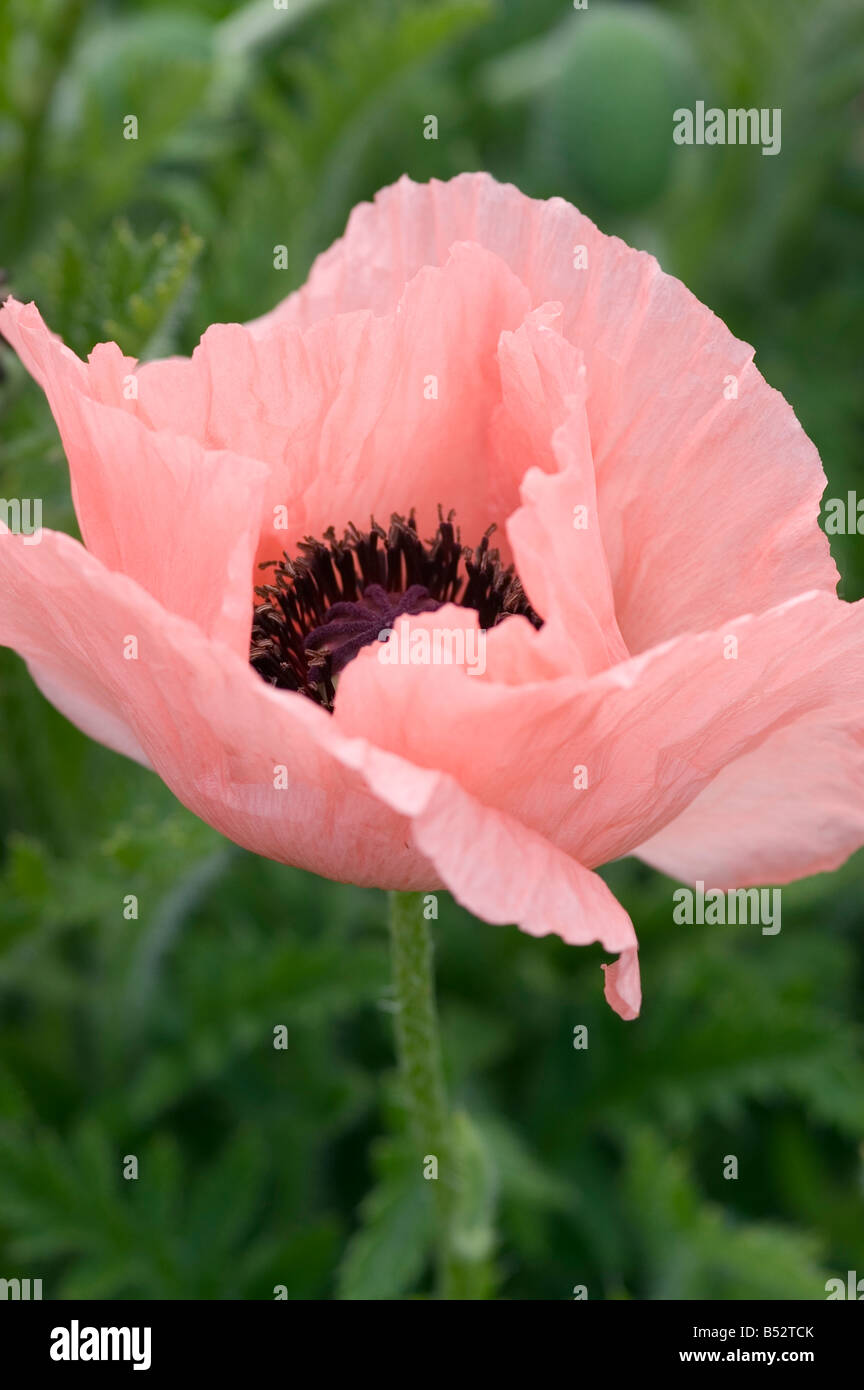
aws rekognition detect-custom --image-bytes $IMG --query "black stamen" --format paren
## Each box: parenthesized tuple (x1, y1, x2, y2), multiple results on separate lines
(249, 510, 542, 710)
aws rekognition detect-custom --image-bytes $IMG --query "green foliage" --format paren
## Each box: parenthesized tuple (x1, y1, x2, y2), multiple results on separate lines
(1, 0, 863, 1300)
(27, 219, 204, 358)
(623, 1129, 828, 1300)
(336, 1134, 433, 1300)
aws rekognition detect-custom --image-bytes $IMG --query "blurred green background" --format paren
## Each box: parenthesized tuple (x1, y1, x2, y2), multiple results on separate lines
(1, 0, 863, 1301)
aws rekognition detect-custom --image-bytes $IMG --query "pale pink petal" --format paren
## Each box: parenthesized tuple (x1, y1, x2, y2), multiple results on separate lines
(28, 660, 150, 768)
(327, 736, 640, 1017)
(489, 303, 577, 505)
(0, 298, 269, 652)
(0, 529, 639, 1012)
(602, 948, 641, 1022)
(0, 527, 433, 888)
(497, 311, 628, 673)
(636, 715, 864, 887)
(334, 594, 864, 874)
(255, 173, 837, 644)
(133, 243, 532, 561)
(0, 297, 86, 390)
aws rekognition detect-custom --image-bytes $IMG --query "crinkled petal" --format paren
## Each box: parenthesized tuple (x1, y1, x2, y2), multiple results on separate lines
(636, 714, 864, 887)
(326, 736, 640, 1018)
(602, 948, 641, 1022)
(497, 310, 628, 673)
(334, 594, 864, 876)
(255, 173, 837, 644)
(133, 243, 532, 558)
(0, 529, 639, 1013)
(0, 298, 269, 652)
(0, 526, 432, 888)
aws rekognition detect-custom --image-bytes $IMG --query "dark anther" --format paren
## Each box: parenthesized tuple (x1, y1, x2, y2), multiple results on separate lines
(250, 510, 542, 710)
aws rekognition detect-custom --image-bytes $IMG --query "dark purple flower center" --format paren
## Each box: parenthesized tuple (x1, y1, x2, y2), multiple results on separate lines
(250, 511, 542, 711)
(304, 583, 443, 676)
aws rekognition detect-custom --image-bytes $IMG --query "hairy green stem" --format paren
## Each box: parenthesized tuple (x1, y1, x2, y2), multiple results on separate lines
(387, 890, 467, 1298)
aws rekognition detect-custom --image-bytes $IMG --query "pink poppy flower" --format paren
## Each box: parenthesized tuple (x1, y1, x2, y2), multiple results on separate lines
(1, 173, 861, 1022)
